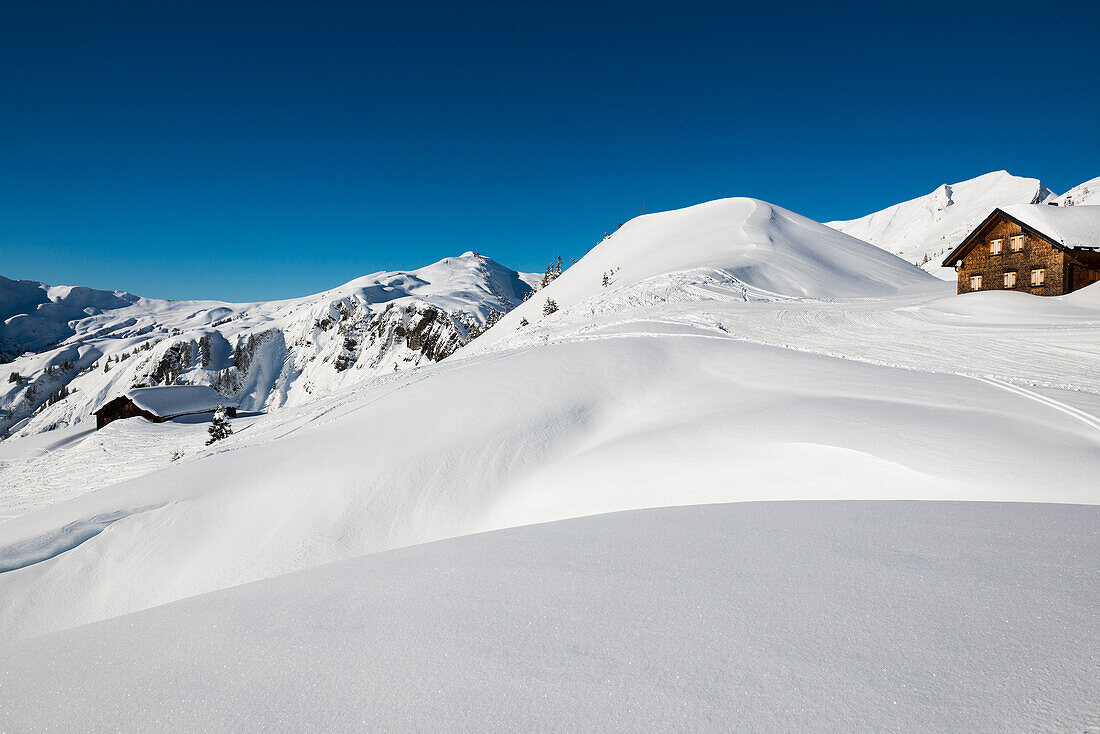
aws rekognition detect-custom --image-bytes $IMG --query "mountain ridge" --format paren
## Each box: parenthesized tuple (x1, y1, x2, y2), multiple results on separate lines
(1, 253, 539, 439)
(824, 170, 1097, 279)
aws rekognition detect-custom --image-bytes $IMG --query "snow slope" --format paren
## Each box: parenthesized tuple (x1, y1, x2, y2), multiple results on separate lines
(1, 253, 538, 439)
(1054, 175, 1100, 207)
(827, 171, 1056, 279)
(535, 196, 935, 299)
(2, 197, 1099, 642)
(0, 501, 1095, 732)
(0, 276, 138, 360)
(471, 196, 938, 352)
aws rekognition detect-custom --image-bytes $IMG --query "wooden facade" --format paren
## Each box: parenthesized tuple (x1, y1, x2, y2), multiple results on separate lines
(943, 209, 1100, 296)
(93, 396, 236, 430)
(94, 396, 157, 429)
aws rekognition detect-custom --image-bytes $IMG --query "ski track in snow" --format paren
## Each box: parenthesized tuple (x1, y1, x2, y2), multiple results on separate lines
(972, 376, 1100, 435)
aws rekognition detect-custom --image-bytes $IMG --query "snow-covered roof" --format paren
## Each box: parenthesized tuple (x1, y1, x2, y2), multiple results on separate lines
(124, 385, 235, 417)
(999, 204, 1100, 250)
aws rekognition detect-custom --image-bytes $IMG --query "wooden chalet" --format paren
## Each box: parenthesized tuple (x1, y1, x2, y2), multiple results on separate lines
(94, 385, 236, 429)
(942, 204, 1100, 296)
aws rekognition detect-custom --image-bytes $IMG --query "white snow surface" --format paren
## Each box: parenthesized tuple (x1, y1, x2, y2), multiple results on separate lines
(999, 203, 1100, 249)
(471, 196, 936, 353)
(0, 275, 138, 358)
(1, 195, 1098, 642)
(0, 193, 1098, 728)
(546, 197, 934, 299)
(0, 501, 1095, 732)
(827, 170, 1056, 278)
(1054, 175, 1100, 207)
(125, 385, 237, 417)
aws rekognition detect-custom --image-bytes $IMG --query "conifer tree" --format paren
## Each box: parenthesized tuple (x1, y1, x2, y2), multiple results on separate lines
(543, 298, 558, 316)
(206, 406, 233, 445)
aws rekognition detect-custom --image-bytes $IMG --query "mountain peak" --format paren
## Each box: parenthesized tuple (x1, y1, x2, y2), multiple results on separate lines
(826, 171, 1061, 278)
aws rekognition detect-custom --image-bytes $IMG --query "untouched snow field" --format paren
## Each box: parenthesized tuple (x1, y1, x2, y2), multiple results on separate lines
(1, 501, 1096, 732)
(0, 194, 1098, 728)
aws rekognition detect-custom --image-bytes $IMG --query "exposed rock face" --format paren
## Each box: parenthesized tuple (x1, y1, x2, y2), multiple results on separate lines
(2, 253, 539, 439)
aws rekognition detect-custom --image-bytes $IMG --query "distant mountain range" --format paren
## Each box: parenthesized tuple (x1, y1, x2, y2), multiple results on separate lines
(1, 253, 538, 438)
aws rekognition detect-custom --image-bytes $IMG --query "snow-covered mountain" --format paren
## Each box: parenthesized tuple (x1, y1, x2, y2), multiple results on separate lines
(1, 194, 1097, 729)
(1, 253, 538, 439)
(5, 193, 1100, 642)
(1053, 175, 1100, 206)
(826, 171, 1058, 279)
(0, 277, 140, 360)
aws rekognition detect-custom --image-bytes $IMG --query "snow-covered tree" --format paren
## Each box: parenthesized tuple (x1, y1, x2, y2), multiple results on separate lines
(602, 273, 610, 287)
(205, 406, 233, 445)
(543, 298, 558, 316)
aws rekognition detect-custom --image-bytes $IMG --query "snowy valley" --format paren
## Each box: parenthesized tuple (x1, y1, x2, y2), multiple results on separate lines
(1, 186, 1098, 731)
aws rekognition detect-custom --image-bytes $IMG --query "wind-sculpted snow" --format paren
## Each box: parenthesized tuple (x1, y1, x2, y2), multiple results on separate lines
(0, 196, 1097, 650)
(0, 502, 1096, 732)
(0, 506, 157, 574)
(2, 280, 1099, 639)
(0, 275, 139, 359)
(471, 196, 935, 353)
(1, 253, 537, 439)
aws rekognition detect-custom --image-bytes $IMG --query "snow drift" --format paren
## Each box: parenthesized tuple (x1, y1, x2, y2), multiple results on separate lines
(470, 196, 935, 352)
(0, 193, 1096, 651)
(0, 501, 1095, 732)
(539, 196, 934, 300)
(1, 285, 1097, 640)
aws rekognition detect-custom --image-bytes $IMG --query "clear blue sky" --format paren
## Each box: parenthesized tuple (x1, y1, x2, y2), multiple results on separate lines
(1, 0, 1097, 301)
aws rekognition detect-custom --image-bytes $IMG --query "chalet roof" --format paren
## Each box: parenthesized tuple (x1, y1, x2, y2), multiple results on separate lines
(942, 205, 1100, 267)
(119, 385, 234, 418)
(998, 204, 1100, 250)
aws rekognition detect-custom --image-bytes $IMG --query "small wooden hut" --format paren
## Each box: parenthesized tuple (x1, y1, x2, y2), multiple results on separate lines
(94, 385, 237, 429)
